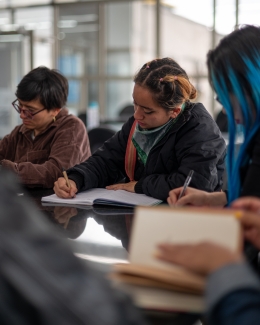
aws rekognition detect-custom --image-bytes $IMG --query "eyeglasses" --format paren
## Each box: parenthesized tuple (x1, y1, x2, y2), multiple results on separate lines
(12, 99, 46, 120)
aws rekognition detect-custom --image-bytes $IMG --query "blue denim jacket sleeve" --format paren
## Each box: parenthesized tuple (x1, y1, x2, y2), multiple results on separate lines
(206, 261, 260, 325)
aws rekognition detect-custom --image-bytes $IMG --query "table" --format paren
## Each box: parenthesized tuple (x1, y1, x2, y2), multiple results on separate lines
(24, 187, 201, 325)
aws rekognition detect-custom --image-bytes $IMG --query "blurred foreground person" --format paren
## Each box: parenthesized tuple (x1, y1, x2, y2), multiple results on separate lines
(0, 67, 90, 188)
(168, 25, 260, 207)
(157, 197, 260, 325)
(0, 170, 145, 325)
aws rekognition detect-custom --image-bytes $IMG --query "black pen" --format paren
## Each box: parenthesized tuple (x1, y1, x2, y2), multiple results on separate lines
(178, 170, 194, 200)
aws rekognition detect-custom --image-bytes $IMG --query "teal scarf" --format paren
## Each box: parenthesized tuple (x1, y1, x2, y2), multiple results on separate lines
(132, 104, 185, 165)
(132, 118, 174, 165)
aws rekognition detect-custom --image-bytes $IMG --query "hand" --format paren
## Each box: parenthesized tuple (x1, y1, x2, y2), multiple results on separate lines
(106, 181, 137, 193)
(238, 211, 260, 250)
(230, 197, 260, 249)
(156, 242, 242, 276)
(167, 187, 227, 207)
(231, 197, 260, 212)
(53, 206, 78, 228)
(53, 177, 78, 198)
(1, 159, 18, 173)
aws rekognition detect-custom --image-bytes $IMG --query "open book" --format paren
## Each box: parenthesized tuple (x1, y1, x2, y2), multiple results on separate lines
(41, 188, 162, 208)
(110, 206, 242, 313)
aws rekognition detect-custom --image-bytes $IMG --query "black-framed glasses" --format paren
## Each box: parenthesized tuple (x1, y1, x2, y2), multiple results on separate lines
(12, 99, 46, 120)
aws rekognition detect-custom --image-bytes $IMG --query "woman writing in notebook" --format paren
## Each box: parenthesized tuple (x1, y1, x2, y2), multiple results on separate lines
(168, 25, 260, 207)
(54, 58, 226, 201)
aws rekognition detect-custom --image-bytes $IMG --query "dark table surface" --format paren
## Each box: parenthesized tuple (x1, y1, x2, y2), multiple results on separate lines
(23, 187, 201, 325)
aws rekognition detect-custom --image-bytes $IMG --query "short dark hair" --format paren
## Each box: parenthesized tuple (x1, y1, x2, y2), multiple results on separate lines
(16, 66, 68, 111)
(134, 57, 197, 111)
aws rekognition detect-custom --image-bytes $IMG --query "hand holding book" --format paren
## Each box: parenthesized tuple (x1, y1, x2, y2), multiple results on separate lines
(110, 206, 242, 312)
(155, 242, 243, 276)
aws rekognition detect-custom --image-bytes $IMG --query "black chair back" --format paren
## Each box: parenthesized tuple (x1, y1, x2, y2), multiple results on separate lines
(88, 127, 116, 153)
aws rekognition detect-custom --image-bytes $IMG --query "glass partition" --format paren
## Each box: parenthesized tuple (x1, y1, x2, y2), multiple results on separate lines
(0, 32, 31, 138)
(15, 6, 53, 68)
(0, 0, 257, 130)
(57, 2, 99, 116)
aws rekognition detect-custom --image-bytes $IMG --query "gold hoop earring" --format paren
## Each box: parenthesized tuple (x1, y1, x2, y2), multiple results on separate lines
(53, 116, 56, 122)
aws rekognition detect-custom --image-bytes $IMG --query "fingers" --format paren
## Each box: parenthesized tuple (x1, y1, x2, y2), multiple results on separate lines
(54, 177, 77, 198)
(174, 192, 202, 207)
(167, 187, 208, 207)
(231, 197, 260, 212)
(106, 184, 125, 190)
(106, 181, 136, 193)
(156, 243, 191, 265)
(175, 195, 197, 207)
(240, 211, 260, 227)
(155, 242, 242, 275)
(168, 188, 183, 206)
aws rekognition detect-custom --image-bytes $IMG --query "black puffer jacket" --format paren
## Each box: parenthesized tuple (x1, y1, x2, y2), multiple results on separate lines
(68, 102, 226, 201)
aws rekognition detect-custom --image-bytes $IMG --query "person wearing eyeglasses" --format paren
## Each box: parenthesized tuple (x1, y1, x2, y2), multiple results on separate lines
(0, 66, 91, 188)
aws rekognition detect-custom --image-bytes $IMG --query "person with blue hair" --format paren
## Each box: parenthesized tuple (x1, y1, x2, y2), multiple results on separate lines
(168, 25, 260, 208)
(162, 25, 260, 325)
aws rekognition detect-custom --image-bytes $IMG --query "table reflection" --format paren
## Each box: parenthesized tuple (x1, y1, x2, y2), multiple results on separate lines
(21, 186, 200, 325)
(23, 187, 132, 266)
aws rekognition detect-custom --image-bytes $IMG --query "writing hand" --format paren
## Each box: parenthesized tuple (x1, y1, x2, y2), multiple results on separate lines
(106, 181, 137, 193)
(53, 177, 78, 198)
(155, 242, 242, 276)
(168, 187, 227, 207)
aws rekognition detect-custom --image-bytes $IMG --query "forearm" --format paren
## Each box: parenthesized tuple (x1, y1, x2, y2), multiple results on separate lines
(205, 191, 227, 207)
(14, 160, 63, 188)
(67, 156, 125, 192)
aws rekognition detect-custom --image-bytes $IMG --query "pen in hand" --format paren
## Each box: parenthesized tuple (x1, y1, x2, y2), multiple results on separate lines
(62, 168, 71, 189)
(178, 170, 194, 200)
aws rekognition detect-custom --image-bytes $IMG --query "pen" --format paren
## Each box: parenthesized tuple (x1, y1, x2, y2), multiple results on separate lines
(62, 168, 71, 189)
(178, 170, 194, 200)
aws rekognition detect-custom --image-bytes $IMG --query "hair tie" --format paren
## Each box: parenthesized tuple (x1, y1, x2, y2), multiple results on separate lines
(146, 65, 150, 69)
(159, 78, 163, 82)
(174, 76, 178, 80)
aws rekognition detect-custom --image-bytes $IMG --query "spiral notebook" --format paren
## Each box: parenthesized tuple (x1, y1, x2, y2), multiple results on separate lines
(41, 188, 162, 208)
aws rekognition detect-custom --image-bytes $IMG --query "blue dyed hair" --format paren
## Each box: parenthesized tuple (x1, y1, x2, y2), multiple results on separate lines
(207, 25, 260, 204)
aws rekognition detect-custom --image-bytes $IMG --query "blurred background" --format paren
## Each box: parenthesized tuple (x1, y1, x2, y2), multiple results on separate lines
(0, 0, 258, 138)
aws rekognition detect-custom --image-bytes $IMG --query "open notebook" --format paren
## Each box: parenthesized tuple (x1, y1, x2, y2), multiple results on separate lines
(41, 188, 162, 208)
(110, 206, 242, 313)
